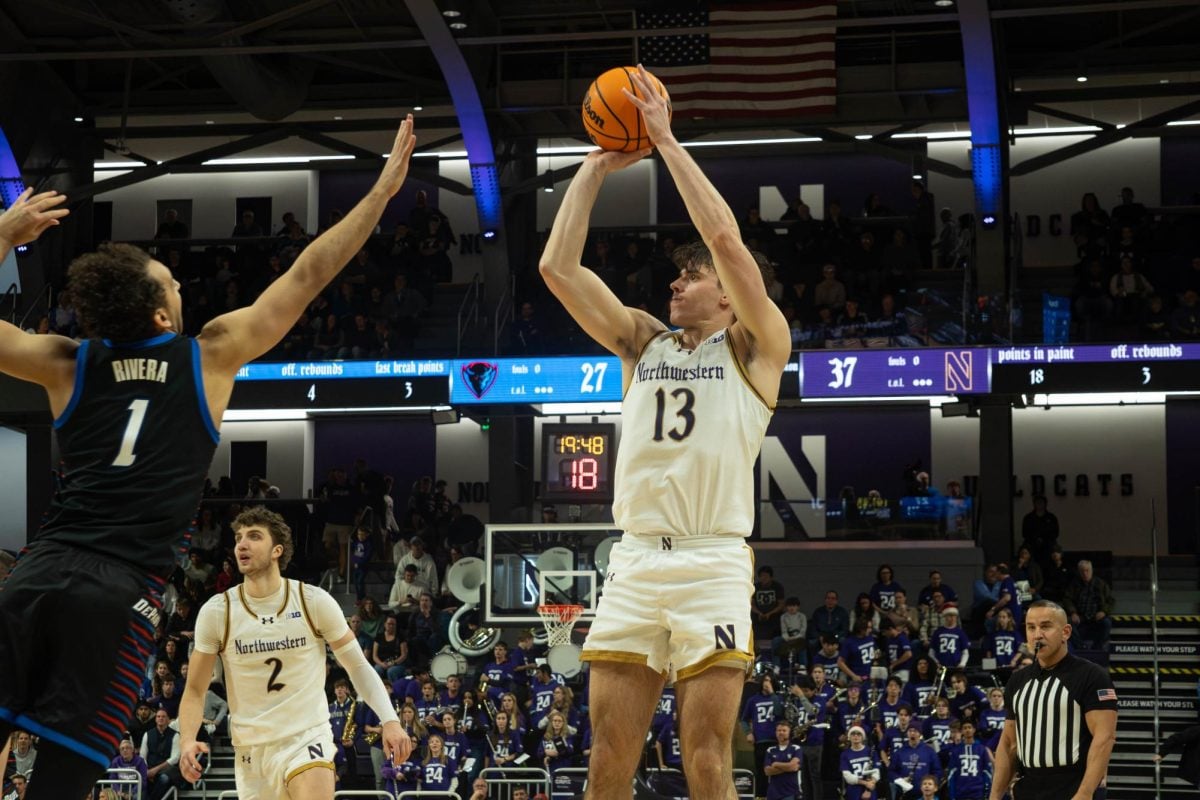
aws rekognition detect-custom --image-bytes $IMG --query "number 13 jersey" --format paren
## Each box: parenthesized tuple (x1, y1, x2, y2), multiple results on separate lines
(194, 579, 351, 747)
(612, 330, 773, 538)
(39, 333, 219, 570)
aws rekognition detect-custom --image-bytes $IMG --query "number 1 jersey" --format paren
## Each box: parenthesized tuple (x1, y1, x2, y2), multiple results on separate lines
(195, 579, 351, 747)
(39, 333, 219, 569)
(612, 330, 773, 538)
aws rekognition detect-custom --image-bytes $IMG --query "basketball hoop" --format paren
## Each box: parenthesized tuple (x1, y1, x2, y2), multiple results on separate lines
(537, 604, 583, 647)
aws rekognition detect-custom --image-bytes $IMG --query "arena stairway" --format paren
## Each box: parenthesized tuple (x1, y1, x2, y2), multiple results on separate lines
(1104, 613, 1200, 800)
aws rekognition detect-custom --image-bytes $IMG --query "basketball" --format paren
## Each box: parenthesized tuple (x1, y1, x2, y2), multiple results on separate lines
(581, 66, 671, 153)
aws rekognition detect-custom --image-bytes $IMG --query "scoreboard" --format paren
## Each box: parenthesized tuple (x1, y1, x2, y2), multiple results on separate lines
(228, 343, 1200, 409)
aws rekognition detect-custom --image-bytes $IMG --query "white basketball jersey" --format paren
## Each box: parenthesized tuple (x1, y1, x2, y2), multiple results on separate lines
(612, 329, 773, 537)
(208, 580, 334, 746)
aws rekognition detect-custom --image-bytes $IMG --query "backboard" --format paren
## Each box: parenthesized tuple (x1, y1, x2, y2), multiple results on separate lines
(482, 523, 621, 625)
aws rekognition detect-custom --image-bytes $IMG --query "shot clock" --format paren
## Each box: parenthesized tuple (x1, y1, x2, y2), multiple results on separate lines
(540, 423, 616, 503)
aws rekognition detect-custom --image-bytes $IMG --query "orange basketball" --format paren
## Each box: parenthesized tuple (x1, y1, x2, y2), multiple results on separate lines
(581, 67, 671, 153)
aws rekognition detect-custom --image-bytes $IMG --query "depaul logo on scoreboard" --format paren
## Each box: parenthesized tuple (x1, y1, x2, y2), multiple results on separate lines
(461, 361, 499, 399)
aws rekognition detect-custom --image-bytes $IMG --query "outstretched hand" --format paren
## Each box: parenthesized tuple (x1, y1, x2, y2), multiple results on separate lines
(622, 64, 674, 146)
(0, 187, 70, 248)
(374, 114, 418, 199)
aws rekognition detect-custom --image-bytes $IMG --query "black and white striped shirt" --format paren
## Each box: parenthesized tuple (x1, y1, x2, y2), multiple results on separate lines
(1004, 653, 1118, 770)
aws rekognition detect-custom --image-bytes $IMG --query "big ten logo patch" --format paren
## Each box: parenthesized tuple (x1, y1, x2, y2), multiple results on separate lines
(757, 435, 826, 539)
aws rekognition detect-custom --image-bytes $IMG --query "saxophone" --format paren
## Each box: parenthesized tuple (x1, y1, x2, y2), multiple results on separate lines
(341, 697, 358, 747)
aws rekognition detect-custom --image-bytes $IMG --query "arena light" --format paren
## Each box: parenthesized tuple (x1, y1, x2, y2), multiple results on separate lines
(223, 405, 453, 421)
(1167, 119, 1200, 126)
(681, 136, 822, 147)
(202, 155, 354, 166)
(1031, 392, 1165, 407)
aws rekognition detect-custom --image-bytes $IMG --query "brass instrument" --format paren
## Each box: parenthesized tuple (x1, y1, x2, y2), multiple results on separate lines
(925, 665, 948, 713)
(340, 696, 358, 747)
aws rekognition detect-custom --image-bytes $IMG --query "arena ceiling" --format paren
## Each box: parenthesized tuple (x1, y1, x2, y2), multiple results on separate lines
(1, 0, 1198, 165)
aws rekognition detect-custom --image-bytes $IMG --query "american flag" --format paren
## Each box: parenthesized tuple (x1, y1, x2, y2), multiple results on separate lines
(636, 2, 837, 118)
(1096, 688, 1118, 702)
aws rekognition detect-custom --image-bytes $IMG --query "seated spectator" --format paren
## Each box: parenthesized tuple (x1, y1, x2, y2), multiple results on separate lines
(902, 656, 938, 712)
(810, 590, 850, 647)
(984, 608, 1024, 668)
(850, 593, 880, 634)
(344, 313, 378, 359)
(885, 589, 920, 640)
(127, 701, 157, 749)
(838, 617, 877, 684)
(109, 738, 150, 798)
(921, 696, 955, 750)
(984, 562, 1022, 633)
(405, 592, 444, 669)
(183, 550, 213, 587)
(917, 570, 958, 608)
(813, 264, 847, 312)
(944, 720, 991, 800)
(1063, 559, 1115, 650)
(1011, 545, 1043, 600)
(309, 313, 345, 359)
(140, 709, 183, 800)
(871, 292, 907, 338)
(772, 596, 808, 668)
(9, 731, 35, 777)
(947, 671, 986, 724)
(394, 536, 440, 597)
(389, 563, 429, 610)
(1109, 255, 1154, 321)
(373, 614, 409, 681)
(918, 590, 952, 653)
(836, 297, 871, 340)
(870, 564, 904, 613)
(812, 633, 842, 678)
(1172, 290, 1200, 339)
(929, 607, 969, 668)
(752, 565, 786, 642)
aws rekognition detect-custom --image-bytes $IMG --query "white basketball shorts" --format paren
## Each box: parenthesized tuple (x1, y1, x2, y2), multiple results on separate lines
(580, 534, 754, 681)
(232, 722, 337, 800)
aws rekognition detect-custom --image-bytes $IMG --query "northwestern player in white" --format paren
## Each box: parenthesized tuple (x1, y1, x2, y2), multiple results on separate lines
(178, 508, 413, 798)
(539, 65, 791, 800)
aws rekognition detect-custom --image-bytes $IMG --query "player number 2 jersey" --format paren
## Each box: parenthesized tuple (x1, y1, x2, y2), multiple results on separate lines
(612, 329, 773, 538)
(195, 579, 350, 746)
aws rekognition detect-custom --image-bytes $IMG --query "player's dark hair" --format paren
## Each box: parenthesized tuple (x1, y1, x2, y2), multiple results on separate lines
(232, 506, 294, 569)
(671, 239, 775, 291)
(68, 243, 165, 342)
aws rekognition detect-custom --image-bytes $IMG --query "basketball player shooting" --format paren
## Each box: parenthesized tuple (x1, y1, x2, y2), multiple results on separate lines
(539, 65, 791, 799)
(0, 115, 416, 800)
(178, 507, 413, 798)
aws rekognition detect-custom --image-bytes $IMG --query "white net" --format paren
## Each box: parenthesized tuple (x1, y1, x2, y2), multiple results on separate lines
(537, 604, 583, 647)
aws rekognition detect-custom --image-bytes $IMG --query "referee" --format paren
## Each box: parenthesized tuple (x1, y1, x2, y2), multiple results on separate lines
(988, 600, 1117, 800)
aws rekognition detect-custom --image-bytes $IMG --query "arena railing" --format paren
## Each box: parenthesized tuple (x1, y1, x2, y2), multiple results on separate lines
(95, 767, 143, 800)
(477, 766, 551, 799)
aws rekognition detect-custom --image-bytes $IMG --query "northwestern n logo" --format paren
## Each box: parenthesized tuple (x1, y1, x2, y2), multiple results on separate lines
(944, 350, 973, 392)
(713, 624, 737, 650)
(758, 435, 826, 540)
(308, 743, 324, 759)
(462, 361, 498, 399)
